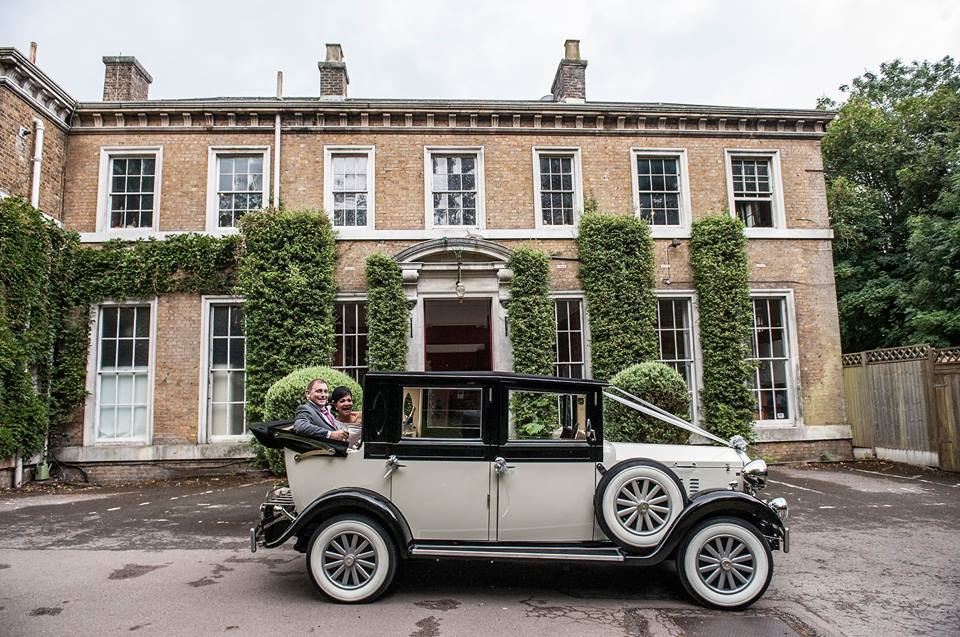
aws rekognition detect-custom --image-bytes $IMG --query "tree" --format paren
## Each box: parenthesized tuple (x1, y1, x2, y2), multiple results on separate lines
(820, 57, 960, 350)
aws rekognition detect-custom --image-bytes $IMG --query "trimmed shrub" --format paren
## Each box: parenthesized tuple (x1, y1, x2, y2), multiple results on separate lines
(236, 209, 337, 423)
(577, 211, 658, 380)
(605, 362, 690, 444)
(366, 253, 408, 371)
(507, 248, 558, 438)
(690, 215, 756, 441)
(257, 366, 363, 475)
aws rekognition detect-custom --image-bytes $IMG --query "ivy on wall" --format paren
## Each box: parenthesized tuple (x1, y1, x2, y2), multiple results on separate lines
(577, 211, 658, 380)
(690, 215, 756, 441)
(236, 209, 337, 422)
(507, 247, 558, 438)
(0, 198, 59, 459)
(365, 253, 408, 371)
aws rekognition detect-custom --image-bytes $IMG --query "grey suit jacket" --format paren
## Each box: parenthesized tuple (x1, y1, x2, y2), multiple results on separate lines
(292, 401, 338, 440)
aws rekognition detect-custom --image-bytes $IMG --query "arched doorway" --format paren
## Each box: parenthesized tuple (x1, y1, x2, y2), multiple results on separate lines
(394, 238, 514, 372)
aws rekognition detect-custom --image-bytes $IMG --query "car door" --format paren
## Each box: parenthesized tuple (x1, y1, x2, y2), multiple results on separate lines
(387, 383, 495, 541)
(493, 383, 602, 542)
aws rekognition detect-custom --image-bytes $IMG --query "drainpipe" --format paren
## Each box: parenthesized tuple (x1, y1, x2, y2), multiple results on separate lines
(30, 118, 45, 208)
(273, 71, 282, 208)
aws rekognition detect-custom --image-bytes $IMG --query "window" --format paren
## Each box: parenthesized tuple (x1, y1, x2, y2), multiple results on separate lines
(555, 299, 585, 378)
(401, 387, 482, 439)
(631, 149, 690, 231)
(206, 147, 270, 232)
(749, 297, 793, 421)
(333, 302, 368, 384)
(96, 305, 152, 441)
(534, 148, 582, 227)
(656, 298, 697, 419)
(98, 147, 162, 233)
(324, 147, 375, 230)
(208, 304, 246, 438)
(425, 147, 484, 229)
(508, 388, 589, 441)
(725, 150, 784, 229)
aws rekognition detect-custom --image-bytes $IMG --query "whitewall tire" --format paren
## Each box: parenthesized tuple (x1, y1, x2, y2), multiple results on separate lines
(677, 517, 773, 610)
(306, 515, 398, 603)
(595, 460, 686, 550)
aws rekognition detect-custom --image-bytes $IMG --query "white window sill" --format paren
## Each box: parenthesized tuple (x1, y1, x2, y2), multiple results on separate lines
(650, 226, 691, 239)
(744, 228, 834, 240)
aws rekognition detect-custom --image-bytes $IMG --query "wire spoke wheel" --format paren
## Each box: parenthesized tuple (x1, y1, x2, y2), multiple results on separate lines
(321, 531, 379, 591)
(695, 533, 756, 594)
(615, 477, 672, 536)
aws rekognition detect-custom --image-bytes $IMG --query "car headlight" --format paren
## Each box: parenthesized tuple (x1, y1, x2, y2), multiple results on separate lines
(767, 496, 788, 521)
(742, 458, 768, 491)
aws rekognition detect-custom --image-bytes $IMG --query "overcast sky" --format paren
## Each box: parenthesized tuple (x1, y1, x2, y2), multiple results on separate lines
(3, 0, 957, 109)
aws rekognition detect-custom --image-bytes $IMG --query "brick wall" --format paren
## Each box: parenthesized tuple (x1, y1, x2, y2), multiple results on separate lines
(0, 88, 67, 218)
(754, 438, 853, 463)
(59, 126, 845, 451)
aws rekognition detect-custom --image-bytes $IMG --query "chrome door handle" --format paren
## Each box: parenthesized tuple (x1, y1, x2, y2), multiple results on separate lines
(493, 456, 514, 477)
(383, 455, 405, 479)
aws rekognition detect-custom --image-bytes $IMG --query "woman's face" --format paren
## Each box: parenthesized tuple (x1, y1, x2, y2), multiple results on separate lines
(334, 394, 353, 416)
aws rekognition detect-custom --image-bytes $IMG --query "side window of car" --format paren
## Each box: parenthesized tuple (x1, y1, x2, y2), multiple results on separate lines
(508, 389, 588, 441)
(401, 387, 482, 440)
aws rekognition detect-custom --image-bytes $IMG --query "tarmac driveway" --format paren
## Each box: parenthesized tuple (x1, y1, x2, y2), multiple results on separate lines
(0, 462, 957, 637)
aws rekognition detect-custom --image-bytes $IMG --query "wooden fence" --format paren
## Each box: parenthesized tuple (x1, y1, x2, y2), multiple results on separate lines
(843, 345, 960, 472)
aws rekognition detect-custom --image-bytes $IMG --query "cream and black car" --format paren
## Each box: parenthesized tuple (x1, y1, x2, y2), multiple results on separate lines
(250, 371, 787, 609)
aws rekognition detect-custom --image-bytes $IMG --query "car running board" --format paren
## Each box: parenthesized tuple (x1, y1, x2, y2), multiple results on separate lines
(408, 543, 625, 563)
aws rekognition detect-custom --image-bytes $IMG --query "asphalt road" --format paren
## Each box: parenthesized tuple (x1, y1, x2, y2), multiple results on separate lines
(0, 462, 957, 637)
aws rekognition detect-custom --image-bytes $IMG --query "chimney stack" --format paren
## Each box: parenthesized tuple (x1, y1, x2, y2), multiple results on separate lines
(102, 56, 153, 101)
(29, 42, 37, 64)
(551, 39, 587, 103)
(318, 43, 349, 100)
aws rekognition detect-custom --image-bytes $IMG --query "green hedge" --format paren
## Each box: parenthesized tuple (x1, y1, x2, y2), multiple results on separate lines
(577, 211, 657, 380)
(236, 209, 336, 422)
(365, 253, 407, 371)
(690, 215, 756, 441)
(605, 362, 690, 444)
(508, 248, 558, 438)
(257, 366, 362, 474)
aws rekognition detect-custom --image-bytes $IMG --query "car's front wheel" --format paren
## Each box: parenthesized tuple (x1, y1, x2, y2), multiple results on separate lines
(677, 516, 773, 610)
(306, 514, 398, 603)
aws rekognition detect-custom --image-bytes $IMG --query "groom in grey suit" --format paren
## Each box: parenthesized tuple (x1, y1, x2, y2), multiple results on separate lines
(292, 378, 350, 442)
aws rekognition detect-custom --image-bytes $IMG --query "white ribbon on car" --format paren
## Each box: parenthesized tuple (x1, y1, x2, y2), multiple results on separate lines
(602, 386, 732, 448)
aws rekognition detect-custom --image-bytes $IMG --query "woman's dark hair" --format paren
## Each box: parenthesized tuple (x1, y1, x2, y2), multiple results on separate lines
(330, 386, 353, 406)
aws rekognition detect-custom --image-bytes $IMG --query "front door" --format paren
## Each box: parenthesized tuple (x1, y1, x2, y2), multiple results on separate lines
(494, 386, 600, 542)
(424, 299, 491, 371)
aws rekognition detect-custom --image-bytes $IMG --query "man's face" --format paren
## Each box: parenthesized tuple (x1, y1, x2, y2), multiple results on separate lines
(306, 381, 329, 407)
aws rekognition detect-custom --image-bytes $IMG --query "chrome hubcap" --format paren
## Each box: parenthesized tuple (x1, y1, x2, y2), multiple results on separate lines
(322, 531, 377, 590)
(615, 478, 671, 535)
(697, 534, 755, 594)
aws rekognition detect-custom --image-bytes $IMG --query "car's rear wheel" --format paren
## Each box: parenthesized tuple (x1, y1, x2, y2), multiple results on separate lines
(595, 459, 686, 550)
(306, 514, 398, 603)
(677, 516, 773, 610)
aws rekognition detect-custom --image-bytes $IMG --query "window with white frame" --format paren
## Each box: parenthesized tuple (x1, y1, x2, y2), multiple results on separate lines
(96, 305, 151, 441)
(554, 299, 585, 379)
(534, 149, 581, 227)
(426, 148, 483, 228)
(334, 302, 368, 383)
(749, 297, 793, 421)
(631, 150, 691, 230)
(726, 151, 783, 229)
(656, 297, 697, 418)
(207, 304, 246, 437)
(324, 147, 374, 229)
(107, 155, 157, 229)
(214, 154, 265, 228)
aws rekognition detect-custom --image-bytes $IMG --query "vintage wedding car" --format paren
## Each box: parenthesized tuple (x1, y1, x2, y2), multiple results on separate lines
(250, 372, 788, 609)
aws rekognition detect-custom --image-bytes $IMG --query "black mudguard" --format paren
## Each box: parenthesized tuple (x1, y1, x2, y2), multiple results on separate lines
(263, 488, 413, 556)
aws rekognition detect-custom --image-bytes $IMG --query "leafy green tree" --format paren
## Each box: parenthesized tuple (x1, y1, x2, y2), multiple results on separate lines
(820, 57, 960, 349)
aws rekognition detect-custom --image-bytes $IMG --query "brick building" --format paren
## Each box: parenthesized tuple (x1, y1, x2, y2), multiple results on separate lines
(0, 41, 851, 479)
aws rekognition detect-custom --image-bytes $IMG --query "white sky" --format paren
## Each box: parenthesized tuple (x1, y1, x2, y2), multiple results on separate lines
(3, 0, 957, 109)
